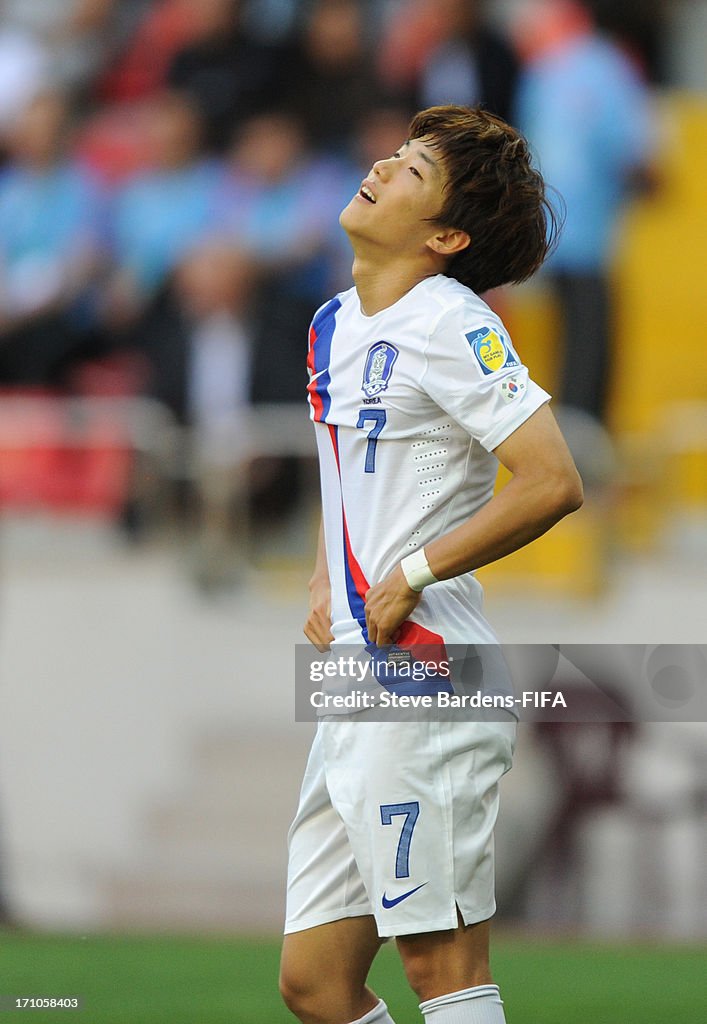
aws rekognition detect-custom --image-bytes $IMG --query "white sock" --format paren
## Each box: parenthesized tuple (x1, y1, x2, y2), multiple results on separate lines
(350, 997, 397, 1023)
(420, 985, 507, 1023)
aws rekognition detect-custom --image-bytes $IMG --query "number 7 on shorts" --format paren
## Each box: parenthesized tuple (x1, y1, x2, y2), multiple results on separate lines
(379, 801, 420, 879)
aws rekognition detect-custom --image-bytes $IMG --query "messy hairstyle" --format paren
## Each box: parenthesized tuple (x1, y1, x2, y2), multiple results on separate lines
(409, 105, 561, 294)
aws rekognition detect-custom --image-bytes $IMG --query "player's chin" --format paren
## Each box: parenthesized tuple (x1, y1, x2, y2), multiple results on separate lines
(339, 195, 372, 228)
(339, 199, 358, 229)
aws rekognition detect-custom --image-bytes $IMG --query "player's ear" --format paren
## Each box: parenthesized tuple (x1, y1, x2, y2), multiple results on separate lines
(426, 227, 471, 258)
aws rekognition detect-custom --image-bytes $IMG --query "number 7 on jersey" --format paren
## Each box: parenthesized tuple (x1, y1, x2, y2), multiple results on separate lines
(380, 801, 420, 878)
(356, 409, 387, 473)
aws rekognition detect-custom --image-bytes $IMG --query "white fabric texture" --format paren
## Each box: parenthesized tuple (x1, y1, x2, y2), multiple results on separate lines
(420, 984, 506, 1022)
(350, 997, 397, 1023)
(285, 717, 515, 938)
(306, 274, 550, 647)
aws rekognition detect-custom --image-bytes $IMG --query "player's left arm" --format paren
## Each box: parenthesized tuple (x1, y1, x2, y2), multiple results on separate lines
(364, 404, 583, 646)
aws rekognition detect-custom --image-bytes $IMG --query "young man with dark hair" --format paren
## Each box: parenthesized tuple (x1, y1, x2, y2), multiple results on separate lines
(281, 105, 582, 1024)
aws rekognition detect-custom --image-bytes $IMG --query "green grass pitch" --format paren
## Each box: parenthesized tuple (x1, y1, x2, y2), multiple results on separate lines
(0, 931, 704, 1023)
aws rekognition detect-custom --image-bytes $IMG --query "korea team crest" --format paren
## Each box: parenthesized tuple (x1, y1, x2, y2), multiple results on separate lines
(465, 326, 518, 375)
(361, 341, 399, 398)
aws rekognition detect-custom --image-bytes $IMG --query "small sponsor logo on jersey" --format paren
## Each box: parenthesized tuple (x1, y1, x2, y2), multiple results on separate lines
(362, 341, 399, 398)
(362, 396, 382, 404)
(499, 375, 526, 404)
(465, 326, 518, 375)
(381, 882, 427, 909)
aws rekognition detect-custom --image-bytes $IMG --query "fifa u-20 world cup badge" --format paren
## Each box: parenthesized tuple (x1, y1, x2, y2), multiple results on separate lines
(362, 341, 399, 398)
(465, 326, 518, 375)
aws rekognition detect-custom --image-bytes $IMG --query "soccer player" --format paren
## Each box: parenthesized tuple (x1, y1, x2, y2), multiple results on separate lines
(281, 106, 583, 1024)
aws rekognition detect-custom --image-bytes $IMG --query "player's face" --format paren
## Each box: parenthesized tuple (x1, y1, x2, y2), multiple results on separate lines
(340, 137, 447, 252)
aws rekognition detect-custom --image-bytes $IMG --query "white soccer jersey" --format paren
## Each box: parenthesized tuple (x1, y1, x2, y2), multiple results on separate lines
(306, 273, 550, 648)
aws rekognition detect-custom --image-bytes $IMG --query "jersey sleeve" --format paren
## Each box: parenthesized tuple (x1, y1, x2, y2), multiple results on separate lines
(420, 302, 551, 452)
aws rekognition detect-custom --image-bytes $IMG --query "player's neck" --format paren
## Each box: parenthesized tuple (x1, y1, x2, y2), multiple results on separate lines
(351, 254, 438, 317)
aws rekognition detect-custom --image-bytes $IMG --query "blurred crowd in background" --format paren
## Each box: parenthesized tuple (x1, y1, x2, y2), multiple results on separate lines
(0, 0, 669, 421)
(2, 0, 697, 536)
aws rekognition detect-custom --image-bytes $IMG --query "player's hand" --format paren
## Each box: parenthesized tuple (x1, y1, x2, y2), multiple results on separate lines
(304, 574, 334, 652)
(365, 564, 422, 647)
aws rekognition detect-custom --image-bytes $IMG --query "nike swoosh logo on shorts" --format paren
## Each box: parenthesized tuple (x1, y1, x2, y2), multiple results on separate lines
(381, 882, 427, 909)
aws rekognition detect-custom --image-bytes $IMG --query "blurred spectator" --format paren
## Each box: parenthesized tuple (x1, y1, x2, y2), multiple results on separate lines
(172, 242, 254, 589)
(209, 109, 352, 529)
(0, 0, 117, 96)
(422, 0, 518, 122)
(174, 241, 253, 437)
(283, 0, 376, 157)
(0, 27, 49, 141)
(98, 0, 202, 103)
(166, 0, 286, 153)
(589, 0, 666, 82)
(75, 99, 158, 188)
(105, 92, 220, 333)
(241, 0, 300, 43)
(513, 0, 653, 420)
(376, 0, 442, 93)
(79, 0, 201, 184)
(0, 92, 107, 386)
(214, 110, 347, 401)
(378, 0, 519, 123)
(78, 4, 201, 187)
(145, 238, 253, 428)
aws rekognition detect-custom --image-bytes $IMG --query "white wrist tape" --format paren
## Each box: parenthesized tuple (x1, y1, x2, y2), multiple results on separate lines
(401, 548, 438, 592)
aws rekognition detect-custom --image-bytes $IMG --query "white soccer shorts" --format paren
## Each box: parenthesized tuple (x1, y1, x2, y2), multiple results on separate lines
(284, 715, 516, 938)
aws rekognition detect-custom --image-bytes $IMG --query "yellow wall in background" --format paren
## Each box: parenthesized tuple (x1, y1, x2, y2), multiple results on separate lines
(502, 92, 707, 438)
(609, 93, 707, 435)
(484, 95, 707, 591)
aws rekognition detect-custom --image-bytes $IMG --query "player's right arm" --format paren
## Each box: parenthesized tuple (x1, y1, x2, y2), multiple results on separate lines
(303, 518, 334, 652)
